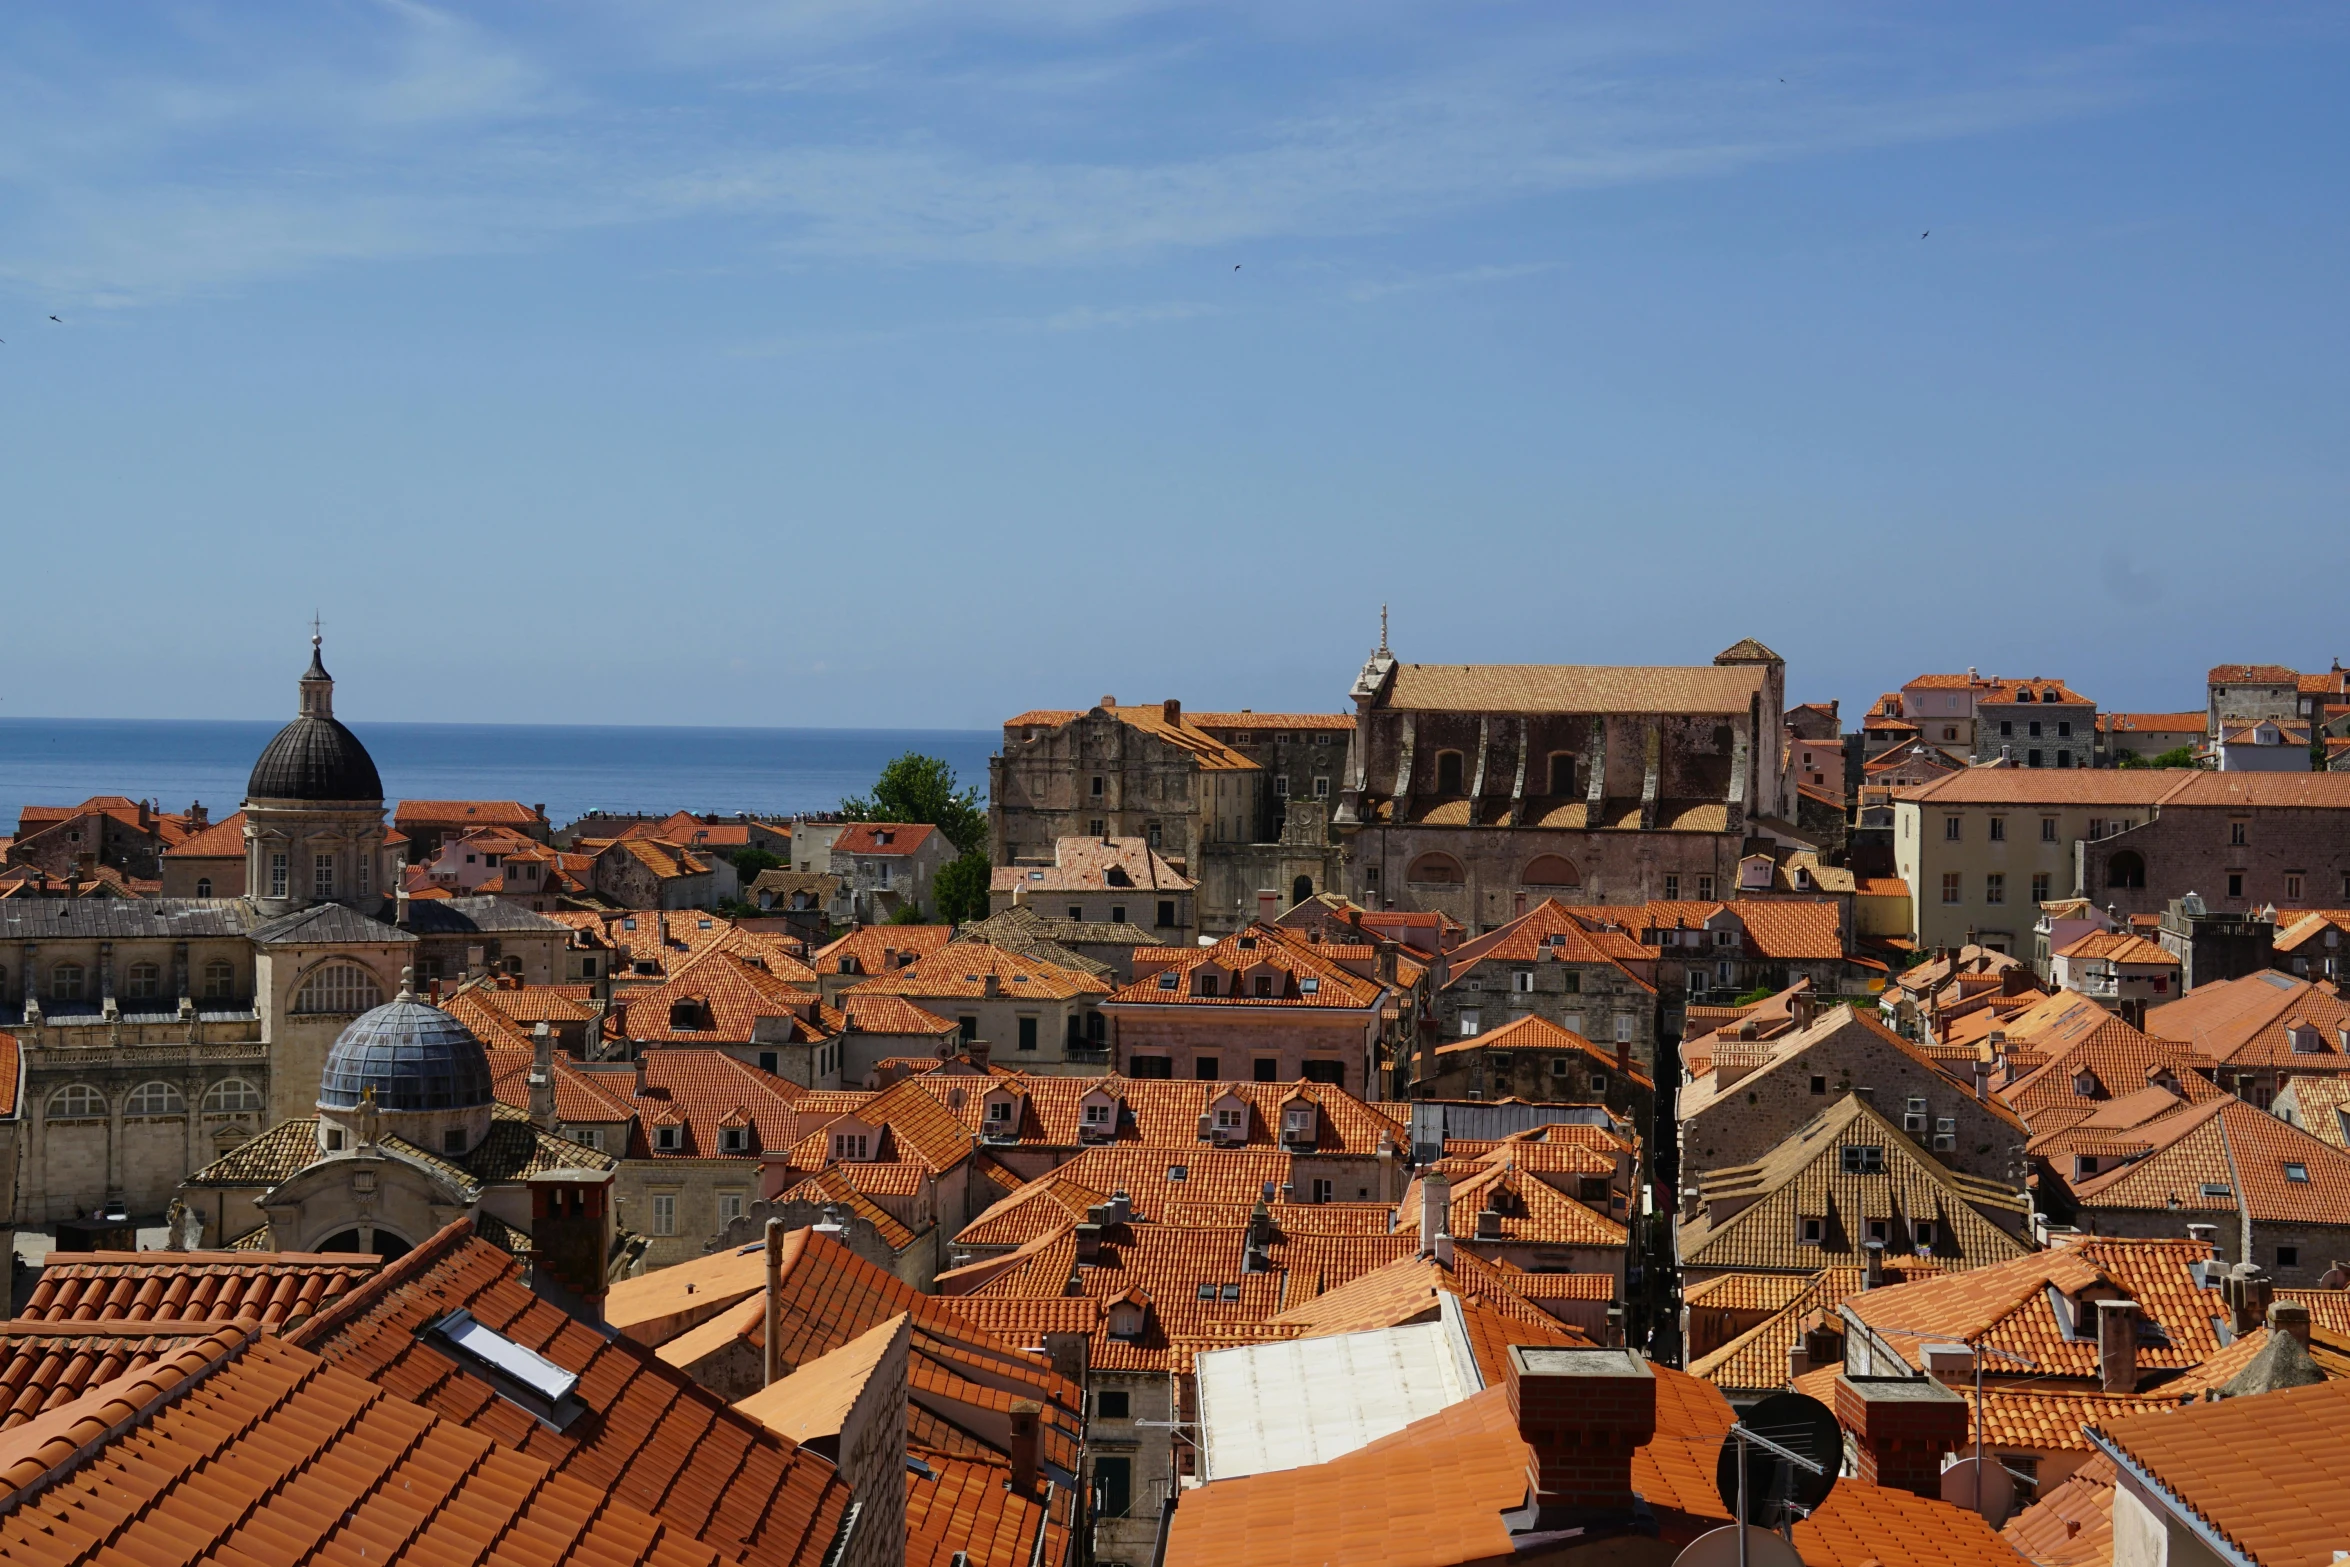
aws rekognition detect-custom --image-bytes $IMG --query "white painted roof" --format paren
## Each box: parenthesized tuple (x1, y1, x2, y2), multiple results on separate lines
(1192, 1292, 1482, 1481)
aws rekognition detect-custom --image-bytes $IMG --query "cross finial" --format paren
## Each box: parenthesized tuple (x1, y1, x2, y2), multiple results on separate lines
(1378, 603, 1389, 654)
(311, 610, 323, 648)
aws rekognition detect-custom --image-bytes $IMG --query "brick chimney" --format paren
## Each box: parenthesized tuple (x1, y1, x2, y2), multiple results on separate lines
(2096, 1299, 2139, 1394)
(1505, 1346, 1656, 1521)
(1833, 1375, 1968, 1498)
(1007, 1400, 1041, 1493)
(1791, 989, 1816, 1029)
(1162, 698, 1181, 726)
(1258, 890, 1279, 923)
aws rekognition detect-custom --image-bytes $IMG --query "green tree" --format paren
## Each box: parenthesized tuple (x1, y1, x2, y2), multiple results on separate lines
(727, 847, 783, 882)
(932, 849, 992, 925)
(885, 902, 929, 925)
(2147, 745, 2202, 769)
(840, 752, 986, 853)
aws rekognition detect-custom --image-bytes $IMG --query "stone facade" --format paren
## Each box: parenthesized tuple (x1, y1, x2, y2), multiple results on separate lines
(1333, 638, 1788, 933)
(990, 699, 1343, 937)
(2075, 774, 2350, 926)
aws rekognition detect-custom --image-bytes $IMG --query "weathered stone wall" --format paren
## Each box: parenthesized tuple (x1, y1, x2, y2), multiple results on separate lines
(2084, 805, 2350, 921)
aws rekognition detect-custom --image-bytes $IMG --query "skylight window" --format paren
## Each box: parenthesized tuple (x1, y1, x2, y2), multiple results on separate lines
(1300, 978, 1319, 993)
(434, 1309, 582, 1428)
(1167, 1164, 1188, 1181)
(2285, 1163, 2311, 1183)
(2199, 1183, 2233, 1199)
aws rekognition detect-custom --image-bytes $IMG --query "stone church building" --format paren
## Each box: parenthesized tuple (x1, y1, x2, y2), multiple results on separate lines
(0, 638, 574, 1246)
(1332, 635, 1793, 931)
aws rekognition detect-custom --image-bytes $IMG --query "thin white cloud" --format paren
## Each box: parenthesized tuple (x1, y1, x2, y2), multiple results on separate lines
(0, 4, 2204, 303)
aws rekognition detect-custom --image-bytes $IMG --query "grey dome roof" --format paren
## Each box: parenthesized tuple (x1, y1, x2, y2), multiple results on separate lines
(247, 715, 382, 802)
(247, 636, 382, 803)
(319, 998, 493, 1112)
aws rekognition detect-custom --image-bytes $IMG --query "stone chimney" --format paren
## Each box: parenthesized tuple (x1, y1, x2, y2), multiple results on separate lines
(1833, 1375, 1968, 1498)
(528, 1023, 557, 1130)
(1074, 1221, 1102, 1265)
(2223, 1262, 2274, 1337)
(2095, 1299, 2140, 1394)
(1505, 1347, 1656, 1521)
(1162, 698, 1181, 726)
(1792, 989, 1816, 1029)
(1970, 1058, 1990, 1103)
(1863, 1238, 1885, 1290)
(982, 972, 1001, 999)
(1376, 940, 1398, 988)
(1419, 1172, 1452, 1259)
(2269, 1299, 2313, 1349)
(1258, 890, 1279, 923)
(1008, 1400, 1042, 1493)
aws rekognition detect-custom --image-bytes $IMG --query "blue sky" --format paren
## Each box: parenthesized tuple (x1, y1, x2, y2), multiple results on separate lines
(2, 2, 2345, 730)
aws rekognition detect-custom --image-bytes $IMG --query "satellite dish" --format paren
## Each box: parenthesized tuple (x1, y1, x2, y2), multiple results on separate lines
(1672, 1524, 1804, 1567)
(1940, 1456, 2015, 1526)
(1714, 1392, 1841, 1527)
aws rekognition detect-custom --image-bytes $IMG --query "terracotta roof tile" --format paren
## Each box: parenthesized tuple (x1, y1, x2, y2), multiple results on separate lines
(2092, 1374, 2350, 1566)
(19, 1250, 381, 1330)
(286, 1218, 852, 1566)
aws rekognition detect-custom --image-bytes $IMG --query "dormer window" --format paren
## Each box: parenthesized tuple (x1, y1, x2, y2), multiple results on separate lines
(1196, 975, 1220, 997)
(832, 1132, 870, 1160)
(656, 1125, 681, 1152)
(1214, 1107, 1245, 1133)
(1797, 1215, 1824, 1245)
(1082, 1102, 1114, 1128)
(2073, 1071, 2101, 1098)
(986, 1100, 1013, 1124)
(721, 1127, 748, 1153)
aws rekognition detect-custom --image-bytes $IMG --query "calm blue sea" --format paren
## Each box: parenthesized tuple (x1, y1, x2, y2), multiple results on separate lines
(0, 718, 995, 832)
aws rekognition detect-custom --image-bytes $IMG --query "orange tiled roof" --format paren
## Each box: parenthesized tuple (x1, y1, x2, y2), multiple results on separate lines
(2208, 662, 2300, 684)
(2144, 969, 2350, 1070)
(842, 992, 961, 1036)
(1431, 1011, 1653, 1085)
(623, 1049, 811, 1159)
(1686, 1263, 1943, 1395)
(284, 1218, 852, 1566)
(2069, 1093, 2350, 1224)
(486, 1046, 642, 1124)
(394, 799, 543, 826)
(2001, 1452, 2116, 1567)
(2091, 1374, 2350, 1566)
(18, 1249, 380, 1330)
(2055, 930, 2178, 966)
(159, 809, 247, 859)
(1001, 702, 1262, 770)
(1105, 923, 1386, 1010)
(0, 1325, 754, 1567)
(832, 821, 937, 857)
(0, 1322, 237, 1431)
(620, 947, 841, 1047)
(905, 1072, 1407, 1156)
(848, 940, 1110, 1003)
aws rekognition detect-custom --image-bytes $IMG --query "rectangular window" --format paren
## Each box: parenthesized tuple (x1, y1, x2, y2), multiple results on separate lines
(719, 1192, 745, 1224)
(1017, 1016, 1038, 1052)
(1459, 1010, 1481, 1036)
(1799, 1216, 1824, 1245)
(1313, 776, 1330, 798)
(1663, 875, 1679, 900)
(1942, 872, 1962, 905)
(1989, 817, 2006, 842)
(2032, 873, 2050, 903)
(2228, 873, 2244, 899)
(1615, 1015, 1634, 1043)
(2280, 1245, 2300, 1268)
(1513, 970, 1534, 994)
(959, 1015, 979, 1042)
(1840, 1146, 1885, 1175)
(1274, 776, 1289, 797)
(2027, 749, 2043, 767)
(1945, 817, 1962, 841)
(1696, 875, 1714, 900)
(1091, 776, 1105, 797)
(1095, 1391, 1131, 1420)
(2028, 720, 2043, 738)
(2286, 874, 2303, 902)
(269, 853, 288, 898)
(2231, 821, 2247, 846)
(357, 855, 370, 897)
(1985, 873, 2005, 905)
(1253, 1058, 1277, 1083)
(758, 1050, 778, 1073)
(2041, 818, 2057, 843)
(1157, 900, 1177, 927)
(650, 1195, 677, 1236)
(1312, 1179, 1334, 1203)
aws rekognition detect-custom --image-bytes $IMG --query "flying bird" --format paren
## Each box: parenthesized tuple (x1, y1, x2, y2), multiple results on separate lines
(1233, 264, 1241, 270)
(1921, 231, 1929, 239)
(47, 315, 60, 322)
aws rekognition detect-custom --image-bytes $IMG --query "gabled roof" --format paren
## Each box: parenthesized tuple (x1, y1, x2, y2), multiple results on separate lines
(2145, 968, 2350, 1068)
(624, 1049, 812, 1160)
(393, 799, 543, 826)
(621, 946, 840, 1047)
(2069, 1094, 2350, 1224)
(832, 821, 937, 857)
(2055, 930, 2179, 966)
(841, 992, 961, 1037)
(2208, 662, 2300, 684)
(1675, 1096, 2029, 1276)
(1384, 661, 1768, 716)
(902, 1072, 1407, 1156)
(1430, 1012, 1653, 1086)
(160, 809, 247, 859)
(286, 1218, 852, 1566)
(991, 835, 1193, 894)
(1685, 1262, 1942, 1395)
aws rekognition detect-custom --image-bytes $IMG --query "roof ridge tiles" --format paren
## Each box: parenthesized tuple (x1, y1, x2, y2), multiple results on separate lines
(281, 1216, 480, 1351)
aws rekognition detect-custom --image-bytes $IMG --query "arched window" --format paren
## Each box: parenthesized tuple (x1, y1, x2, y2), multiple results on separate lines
(1523, 855, 1581, 887)
(1291, 875, 1314, 906)
(202, 960, 236, 999)
(49, 963, 84, 1001)
(1547, 753, 1577, 796)
(124, 962, 161, 1000)
(47, 1084, 104, 1120)
(124, 1081, 186, 1117)
(294, 963, 383, 1015)
(2107, 851, 2147, 890)
(203, 1079, 265, 1114)
(1434, 751, 1466, 794)
(1407, 853, 1465, 884)
(194, 877, 212, 898)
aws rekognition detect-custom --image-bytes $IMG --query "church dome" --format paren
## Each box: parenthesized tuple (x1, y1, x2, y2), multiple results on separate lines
(246, 637, 382, 803)
(319, 995, 493, 1112)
